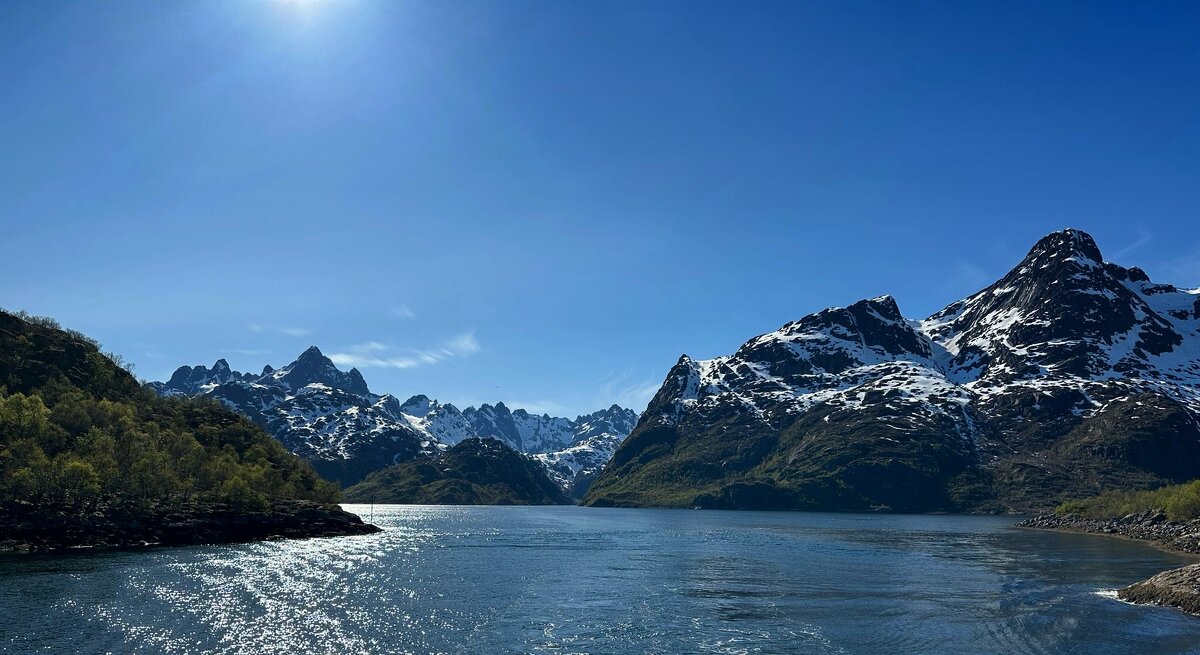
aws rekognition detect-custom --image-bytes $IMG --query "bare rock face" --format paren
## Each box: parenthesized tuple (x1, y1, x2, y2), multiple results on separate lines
(1120, 564, 1200, 615)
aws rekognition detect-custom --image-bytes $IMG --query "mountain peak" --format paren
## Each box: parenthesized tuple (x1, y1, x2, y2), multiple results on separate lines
(1027, 228, 1103, 263)
(400, 394, 434, 416)
(298, 345, 325, 360)
(275, 345, 370, 396)
(852, 295, 903, 321)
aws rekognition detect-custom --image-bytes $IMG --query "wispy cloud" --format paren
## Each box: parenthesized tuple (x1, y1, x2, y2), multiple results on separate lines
(1154, 243, 1200, 284)
(390, 305, 416, 319)
(596, 369, 662, 412)
(1112, 230, 1153, 261)
(132, 343, 164, 359)
(350, 341, 388, 352)
(507, 399, 571, 415)
(939, 262, 992, 297)
(250, 324, 313, 337)
(329, 331, 482, 369)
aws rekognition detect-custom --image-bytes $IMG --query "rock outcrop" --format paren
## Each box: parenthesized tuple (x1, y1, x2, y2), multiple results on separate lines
(0, 499, 380, 553)
(1119, 564, 1200, 616)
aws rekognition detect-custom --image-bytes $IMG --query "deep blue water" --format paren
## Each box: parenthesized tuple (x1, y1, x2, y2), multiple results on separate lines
(2, 506, 1200, 654)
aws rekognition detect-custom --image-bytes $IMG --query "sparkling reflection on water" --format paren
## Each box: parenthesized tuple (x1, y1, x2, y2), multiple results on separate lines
(2, 506, 1200, 654)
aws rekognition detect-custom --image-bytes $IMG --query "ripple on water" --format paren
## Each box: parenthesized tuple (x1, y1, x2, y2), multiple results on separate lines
(4, 507, 1200, 655)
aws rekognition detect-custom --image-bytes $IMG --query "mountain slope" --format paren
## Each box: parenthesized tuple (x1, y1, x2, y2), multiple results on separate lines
(0, 310, 377, 551)
(152, 347, 438, 485)
(151, 354, 639, 488)
(584, 229, 1200, 513)
(343, 438, 572, 505)
(534, 406, 640, 498)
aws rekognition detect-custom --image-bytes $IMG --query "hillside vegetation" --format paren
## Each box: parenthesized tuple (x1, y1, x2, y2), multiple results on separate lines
(1057, 480, 1200, 522)
(345, 438, 572, 505)
(0, 309, 340, 516)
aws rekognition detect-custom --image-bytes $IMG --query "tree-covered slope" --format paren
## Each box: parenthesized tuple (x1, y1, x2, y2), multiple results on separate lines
(0, 310, 377, 550)
(344, 438, 572, 505)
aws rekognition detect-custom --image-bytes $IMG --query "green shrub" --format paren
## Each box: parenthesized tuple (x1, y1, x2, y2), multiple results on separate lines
(1056, 479, 1200, 522)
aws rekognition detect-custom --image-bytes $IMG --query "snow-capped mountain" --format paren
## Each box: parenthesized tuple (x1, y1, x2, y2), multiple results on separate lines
(397, 395, 580, 453)
(534, 406, 639, 498)
(150, 349, 638, 488)
(151, 346, 437, 484)
(585, 229, 1200, 513)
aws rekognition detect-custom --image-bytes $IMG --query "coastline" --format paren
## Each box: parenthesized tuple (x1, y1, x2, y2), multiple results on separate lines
(0, 499, 381, 554)
(1018, 512, 1200, 555)
(1020, 511, 1200, 615)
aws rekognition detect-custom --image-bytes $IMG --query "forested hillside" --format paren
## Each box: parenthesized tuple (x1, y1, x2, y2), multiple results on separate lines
(0, 309, 374, 550)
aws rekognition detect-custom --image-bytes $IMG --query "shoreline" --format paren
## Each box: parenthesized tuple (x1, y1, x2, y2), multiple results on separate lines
(1020, 511, 1200, 616)
(0, 499, 381, 554)
(1017, 512, 1200, 555)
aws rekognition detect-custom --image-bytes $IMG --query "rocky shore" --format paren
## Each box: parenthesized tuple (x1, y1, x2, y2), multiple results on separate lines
(1020, 511, 1200, 615)
(1019, 511, 1200, 554)
(1119, 564, 1200, 615)
(0, 499, 381, 553)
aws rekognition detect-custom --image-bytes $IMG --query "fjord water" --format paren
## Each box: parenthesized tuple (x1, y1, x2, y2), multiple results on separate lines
(3, 508, 1199, 654)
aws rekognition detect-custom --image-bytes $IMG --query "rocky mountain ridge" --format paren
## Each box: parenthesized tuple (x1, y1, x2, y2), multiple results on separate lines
(584, 229, 1200, 512)
(150, 351, 637, 488)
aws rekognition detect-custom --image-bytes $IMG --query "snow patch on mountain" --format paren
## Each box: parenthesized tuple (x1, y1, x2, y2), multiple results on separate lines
(656, 230, 1200, 447)
(150, 349, 639, 488)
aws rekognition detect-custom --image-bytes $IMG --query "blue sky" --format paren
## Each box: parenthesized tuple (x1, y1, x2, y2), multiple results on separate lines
(1, 1, 1197, 416)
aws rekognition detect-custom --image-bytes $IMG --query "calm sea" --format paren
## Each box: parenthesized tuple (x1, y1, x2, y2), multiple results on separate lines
(2, 506, 1199, 654)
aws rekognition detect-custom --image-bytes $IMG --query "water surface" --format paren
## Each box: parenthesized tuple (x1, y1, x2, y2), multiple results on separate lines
(2, 506, 1199, 654)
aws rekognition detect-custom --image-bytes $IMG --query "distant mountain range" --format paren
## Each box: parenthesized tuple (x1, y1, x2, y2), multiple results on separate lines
(585, 229, 1200, 513)
(149, 348, 637, 493)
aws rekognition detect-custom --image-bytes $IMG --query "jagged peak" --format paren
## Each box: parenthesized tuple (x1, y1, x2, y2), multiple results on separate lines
(166, 364, 197, 383)
(296, 345, 326, 361)
(852, 294, 903, 321)
(1127, 266, 1152, 283)
(212, 358, 231, 371)
(1026, 228, 1103, 263)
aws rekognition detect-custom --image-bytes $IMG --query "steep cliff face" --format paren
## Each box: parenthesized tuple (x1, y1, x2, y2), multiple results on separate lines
(585, 230, 1200, 513)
